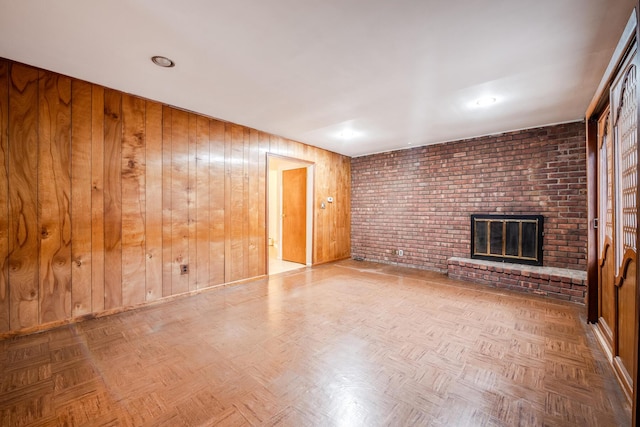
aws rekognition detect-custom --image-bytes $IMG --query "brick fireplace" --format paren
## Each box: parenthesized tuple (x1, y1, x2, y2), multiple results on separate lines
(351, 121, 588, 303)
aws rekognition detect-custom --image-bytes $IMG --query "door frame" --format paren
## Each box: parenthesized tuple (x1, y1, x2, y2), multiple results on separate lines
(266, 154, 315, 273)
(586, 8, 639, 423)
(586, 12, 638, 324)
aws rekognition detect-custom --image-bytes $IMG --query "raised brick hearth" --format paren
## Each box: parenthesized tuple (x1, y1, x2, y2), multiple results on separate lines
(447, 257, 587, 304)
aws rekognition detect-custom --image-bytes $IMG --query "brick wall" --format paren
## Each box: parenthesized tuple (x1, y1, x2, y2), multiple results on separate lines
(351, 122, 587, 273)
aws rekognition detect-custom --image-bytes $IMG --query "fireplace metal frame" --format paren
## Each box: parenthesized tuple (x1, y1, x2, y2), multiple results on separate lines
(470, 214, 544, 266)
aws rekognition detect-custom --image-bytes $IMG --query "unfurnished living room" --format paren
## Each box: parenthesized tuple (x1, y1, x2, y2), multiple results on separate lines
(0, 1, 639, 426)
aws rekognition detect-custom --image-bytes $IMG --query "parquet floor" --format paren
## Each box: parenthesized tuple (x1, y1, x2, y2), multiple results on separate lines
(0, 260, 631, 426)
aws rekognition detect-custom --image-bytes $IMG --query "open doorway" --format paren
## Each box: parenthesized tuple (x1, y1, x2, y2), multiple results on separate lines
(267, 155, 314, 274)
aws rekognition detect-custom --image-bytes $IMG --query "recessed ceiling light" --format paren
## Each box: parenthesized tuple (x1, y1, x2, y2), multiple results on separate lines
(475, 97, 497, 107)
(339, 130, 357, 139)
(151, 55, 175, 68)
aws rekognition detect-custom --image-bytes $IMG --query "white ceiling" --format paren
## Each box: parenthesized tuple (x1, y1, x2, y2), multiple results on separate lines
(0, 1, 635, 157)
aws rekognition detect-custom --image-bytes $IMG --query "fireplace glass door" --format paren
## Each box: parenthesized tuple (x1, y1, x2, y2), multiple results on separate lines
(471, 215, 543, 266)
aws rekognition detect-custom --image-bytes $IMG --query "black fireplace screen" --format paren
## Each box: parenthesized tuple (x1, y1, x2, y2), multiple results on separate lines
(471, 214, 543, 266)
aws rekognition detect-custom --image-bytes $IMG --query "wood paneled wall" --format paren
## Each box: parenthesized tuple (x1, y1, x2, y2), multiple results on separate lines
(0, 59, 351, 335)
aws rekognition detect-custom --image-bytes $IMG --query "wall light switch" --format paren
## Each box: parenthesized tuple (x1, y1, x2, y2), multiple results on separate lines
(327, 197, 334, 203)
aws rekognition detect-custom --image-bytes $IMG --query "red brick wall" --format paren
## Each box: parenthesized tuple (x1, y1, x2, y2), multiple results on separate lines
(351, 122, 587, 272)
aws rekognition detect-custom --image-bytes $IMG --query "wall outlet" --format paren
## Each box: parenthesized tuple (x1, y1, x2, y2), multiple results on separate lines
(180, 264, 188, 275)
(398, 250, 403, 256)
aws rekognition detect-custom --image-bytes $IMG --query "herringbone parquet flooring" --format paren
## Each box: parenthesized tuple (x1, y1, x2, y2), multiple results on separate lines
(0, 260, 631, 426)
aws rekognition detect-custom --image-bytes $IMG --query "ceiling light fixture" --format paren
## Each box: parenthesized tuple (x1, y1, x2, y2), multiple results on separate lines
(339, 130, 357, 139)
(151, 55, 175, 68)
(475, 97, 497, 107)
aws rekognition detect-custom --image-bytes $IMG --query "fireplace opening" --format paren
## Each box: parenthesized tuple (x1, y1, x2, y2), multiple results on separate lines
(471, 214, 543, 266)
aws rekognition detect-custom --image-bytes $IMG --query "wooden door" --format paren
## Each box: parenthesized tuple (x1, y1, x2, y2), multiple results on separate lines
(597, 106, 615, 352)
(612, 55, 637, 396)
(282, 167, 306, 264)
(596, 48, 637, 400)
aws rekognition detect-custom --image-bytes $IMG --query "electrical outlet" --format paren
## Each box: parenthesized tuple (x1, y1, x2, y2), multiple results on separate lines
(398, 250, 404, 256)
(180, 264, 188, 275)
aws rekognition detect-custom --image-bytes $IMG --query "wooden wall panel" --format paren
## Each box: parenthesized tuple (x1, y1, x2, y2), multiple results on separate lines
(0, 59, 351, 336)
(258, 131, 269, 274)
(242, 128, 250, 279)
(210, 119, 225, 286)
(337, 155, 351, 260)
(270, 135, 282, 156)
(121, 94, 146, 307)
(248, 129, 260, 277)
(70, 80, 93, 316)
(8, 63, 39, 330)
(0, 60, 9, 332)
(188, 114, 197, 291)
(170, 109, 190, 295)
(326, 151, 336, 260)
(227, 124, 246, 282)
(195, 116, 210, 289)
(38, 71, 72, 324)
(145, 101, 163, 301)
(323, 151, 332, 263)
(91, 86, 105, 312)
(285, 139, 296, 158)
(103, 89, 122, 310)
(224, 122, 231, 283)
(314, 150, 329, 264)
(300, 140, 350, 262)
(162, 106, 172, 297)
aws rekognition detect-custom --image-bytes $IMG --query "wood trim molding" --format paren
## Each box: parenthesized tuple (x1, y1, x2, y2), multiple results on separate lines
(586, 117, 599, 322)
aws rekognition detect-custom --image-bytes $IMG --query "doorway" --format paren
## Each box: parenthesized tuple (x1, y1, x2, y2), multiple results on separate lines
(267, 155, 314, 274)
